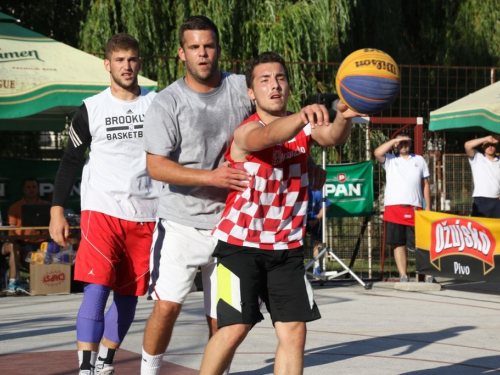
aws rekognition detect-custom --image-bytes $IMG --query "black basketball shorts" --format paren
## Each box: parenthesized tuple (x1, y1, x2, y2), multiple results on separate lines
(385, 221, 415, 250)
(213, 241, 321, 329)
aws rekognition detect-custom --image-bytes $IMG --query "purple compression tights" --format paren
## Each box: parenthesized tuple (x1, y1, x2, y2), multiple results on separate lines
(76, 284, 138, 343)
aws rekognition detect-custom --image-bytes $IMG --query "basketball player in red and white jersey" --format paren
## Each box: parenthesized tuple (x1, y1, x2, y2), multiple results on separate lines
(50, 34, 160, 375)
(199, 52, 363, 375)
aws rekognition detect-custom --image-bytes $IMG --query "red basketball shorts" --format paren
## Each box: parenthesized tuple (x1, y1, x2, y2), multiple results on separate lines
(74, 210, 155, 296)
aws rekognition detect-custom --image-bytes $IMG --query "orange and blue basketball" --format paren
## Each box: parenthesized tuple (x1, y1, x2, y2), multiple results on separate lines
(335, 48, 400, 114)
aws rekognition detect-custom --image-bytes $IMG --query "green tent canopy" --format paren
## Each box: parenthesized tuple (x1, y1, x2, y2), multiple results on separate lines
(0, 11, 157, 131)
(429, 80, 500, 133)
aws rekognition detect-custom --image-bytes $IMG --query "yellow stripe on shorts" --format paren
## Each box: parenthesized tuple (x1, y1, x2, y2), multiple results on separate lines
(217, 264, 242, 312)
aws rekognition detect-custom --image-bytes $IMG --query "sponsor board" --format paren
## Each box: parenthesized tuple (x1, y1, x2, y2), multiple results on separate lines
(0, 158, 82, 219)
(325, 161, 373, 217)
(415, 211, 500, 282)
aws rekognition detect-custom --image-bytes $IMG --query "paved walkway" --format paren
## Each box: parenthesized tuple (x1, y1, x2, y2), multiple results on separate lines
(1, 278, 499, 374)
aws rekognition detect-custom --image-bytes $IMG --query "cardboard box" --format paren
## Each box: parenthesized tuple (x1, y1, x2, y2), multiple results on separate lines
(30, 264, 71, 295)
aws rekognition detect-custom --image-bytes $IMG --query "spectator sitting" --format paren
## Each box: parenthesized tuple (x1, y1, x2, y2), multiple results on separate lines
(1, 211, 21, 294)
(5, 177, 49, 293)
(1, 241, 20, 294)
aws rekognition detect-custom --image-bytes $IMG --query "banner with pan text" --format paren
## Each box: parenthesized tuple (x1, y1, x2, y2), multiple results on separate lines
(0, 158, 82, 222)
(325, 161, 373, 218)
(416, 210, 500, 282)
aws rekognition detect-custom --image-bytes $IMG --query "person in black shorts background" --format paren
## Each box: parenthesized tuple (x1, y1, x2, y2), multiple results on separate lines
(374, 133, 432, 283)
(464, 135, 500, 218)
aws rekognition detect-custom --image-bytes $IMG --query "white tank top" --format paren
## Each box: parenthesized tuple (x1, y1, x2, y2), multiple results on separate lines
(81, 87, 160, 221)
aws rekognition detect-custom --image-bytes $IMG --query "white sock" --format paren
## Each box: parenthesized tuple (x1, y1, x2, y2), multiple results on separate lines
(95, 345, 117, 371)
(9, 278, 15, 285)
(78, 350, 97, 373)
(314, 261, 319, 268)
(141, 347, 164, 375)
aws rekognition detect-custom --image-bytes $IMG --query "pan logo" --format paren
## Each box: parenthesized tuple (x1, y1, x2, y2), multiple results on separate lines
(325, 183, 362, 198)
(325, 173, 363, 198)
(0, 50, 44, 63)
(38, 181, 81, 202)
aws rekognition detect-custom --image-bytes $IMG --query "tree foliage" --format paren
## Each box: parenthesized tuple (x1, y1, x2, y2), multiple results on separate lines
(448, 0, 500, 66)
(79, 0, 353, 111)
(345, 0, 500, 66)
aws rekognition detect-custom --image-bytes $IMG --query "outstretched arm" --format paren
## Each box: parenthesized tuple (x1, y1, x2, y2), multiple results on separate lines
(231, 100, 362, 161)
(231, 104, 330, 162)
(310, 100, 364, 147)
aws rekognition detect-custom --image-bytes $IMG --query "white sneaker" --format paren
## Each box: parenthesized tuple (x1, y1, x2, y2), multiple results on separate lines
(96, 365, 115, 375)
(79, 370, 94, 375)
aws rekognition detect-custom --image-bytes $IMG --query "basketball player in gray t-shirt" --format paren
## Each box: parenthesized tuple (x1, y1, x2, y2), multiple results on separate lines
(140, 16, 253, 375)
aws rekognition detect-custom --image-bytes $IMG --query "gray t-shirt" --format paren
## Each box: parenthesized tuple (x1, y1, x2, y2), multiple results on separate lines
(143, 73, 254, 229)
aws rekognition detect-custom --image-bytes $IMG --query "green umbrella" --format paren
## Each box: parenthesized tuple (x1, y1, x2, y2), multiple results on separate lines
(0, 12, 157, 131)
(429, 80, 500, 133)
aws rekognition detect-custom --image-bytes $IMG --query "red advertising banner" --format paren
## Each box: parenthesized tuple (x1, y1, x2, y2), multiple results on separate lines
(415, 211, 500, 281)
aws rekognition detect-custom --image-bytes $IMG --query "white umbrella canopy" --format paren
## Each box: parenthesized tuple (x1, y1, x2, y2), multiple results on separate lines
(429, 80, 500, 133)
(0, 12, 157, 131)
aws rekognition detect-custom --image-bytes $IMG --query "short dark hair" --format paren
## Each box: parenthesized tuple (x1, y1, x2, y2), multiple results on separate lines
(105, 33, 139, 60)
(179, 16, 219, 48)
(245, 52, 289, 88)
(395, 131, 411, 140)
(23, 177, 39, 188)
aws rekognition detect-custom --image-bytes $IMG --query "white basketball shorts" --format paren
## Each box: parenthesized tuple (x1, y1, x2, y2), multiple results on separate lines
(149, 219, 218, 318)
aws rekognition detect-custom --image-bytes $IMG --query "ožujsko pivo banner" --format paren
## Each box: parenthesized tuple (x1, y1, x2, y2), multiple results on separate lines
(325, 161, 373, 218)
(415, 210, 500, 282)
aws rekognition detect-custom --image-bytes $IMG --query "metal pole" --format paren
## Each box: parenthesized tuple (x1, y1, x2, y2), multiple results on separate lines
(322, 147, 327, 272)
(365, 122, 372, 278)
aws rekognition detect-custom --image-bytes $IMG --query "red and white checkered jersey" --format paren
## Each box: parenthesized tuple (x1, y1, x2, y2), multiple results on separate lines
(212, 113, 312, 250)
